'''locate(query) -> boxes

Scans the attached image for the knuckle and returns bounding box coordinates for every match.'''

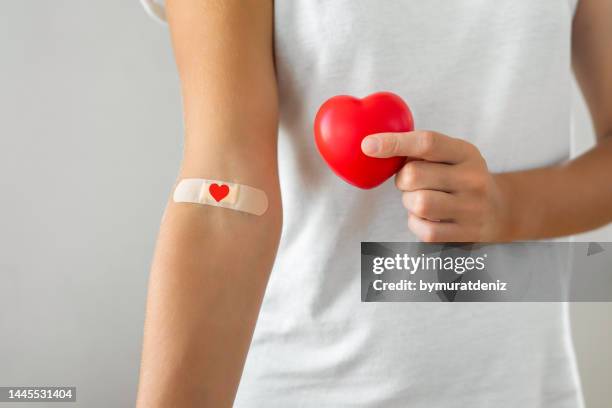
[383,134,400,155]
[394,172,402,189]
[413,191,430,216]
[463,169,488,192]
[469,147,489,171]
[421,226,439,243]
[396,162,419,189]
[466,142,481,157]
[474,148,488,166]
[407,215,414,231]
[473,176,489,195]
[419,131,436,155]
[406,162,421,184]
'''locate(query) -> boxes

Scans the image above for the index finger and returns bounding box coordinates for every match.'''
[361,130,477,164]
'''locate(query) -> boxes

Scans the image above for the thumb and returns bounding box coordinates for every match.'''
[361,132,406,158]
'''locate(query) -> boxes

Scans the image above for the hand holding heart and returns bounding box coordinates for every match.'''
[361,131,509,243]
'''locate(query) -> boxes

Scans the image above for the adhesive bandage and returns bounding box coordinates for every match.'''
[173,178,268,216]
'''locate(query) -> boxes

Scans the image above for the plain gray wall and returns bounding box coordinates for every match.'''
[0,1,610,407]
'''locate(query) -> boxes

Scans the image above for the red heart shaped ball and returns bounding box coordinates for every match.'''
[314,92,414,189]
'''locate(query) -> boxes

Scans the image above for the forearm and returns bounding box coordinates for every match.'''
[137,189,281,407]
[496,135,612,240]
[137,89,281,407]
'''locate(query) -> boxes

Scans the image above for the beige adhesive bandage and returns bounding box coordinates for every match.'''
[173,178,268,216]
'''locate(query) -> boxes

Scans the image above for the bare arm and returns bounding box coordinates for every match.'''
[496,0,612,240]
[136,1,280,407]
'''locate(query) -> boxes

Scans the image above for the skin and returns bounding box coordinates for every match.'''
[136,1,280,407]
[362,0,612,243]
[136,0,611,406]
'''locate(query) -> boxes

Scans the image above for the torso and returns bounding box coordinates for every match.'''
[236,1,583,406]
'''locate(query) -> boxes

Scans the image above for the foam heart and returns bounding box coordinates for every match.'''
[314,92,414,189]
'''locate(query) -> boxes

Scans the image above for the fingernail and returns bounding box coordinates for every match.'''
[361,137,380,155]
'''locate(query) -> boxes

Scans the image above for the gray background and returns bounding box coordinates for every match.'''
[0,1,609,407]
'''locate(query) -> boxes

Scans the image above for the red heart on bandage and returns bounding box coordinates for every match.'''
[209,183,229,202]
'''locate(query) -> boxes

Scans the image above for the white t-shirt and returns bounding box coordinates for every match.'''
[143,1,584,406]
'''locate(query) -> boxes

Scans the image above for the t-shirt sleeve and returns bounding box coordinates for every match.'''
[140,0,166,24]
[569,0,580,16]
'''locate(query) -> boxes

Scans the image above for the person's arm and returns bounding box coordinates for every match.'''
[495,0,612,240]
[136,1,280,407]
[360,0,612,242]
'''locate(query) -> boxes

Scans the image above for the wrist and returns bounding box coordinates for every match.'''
[491,173,522,242]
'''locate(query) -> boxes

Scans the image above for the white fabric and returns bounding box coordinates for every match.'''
[140,0,165,23]
[143,1,584,407]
